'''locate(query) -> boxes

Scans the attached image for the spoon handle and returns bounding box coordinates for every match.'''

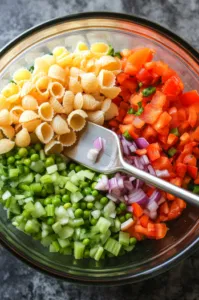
[119,156,199,207]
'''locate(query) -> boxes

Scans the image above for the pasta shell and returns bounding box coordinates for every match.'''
[53,46,69,57]
[100,86,121,99]
[101,98,112,112]
[32,71,47,84]
[104,102,119,120]
[63,91,74,114]
[80,73,99,94]
[1,83,20,103]
[44,140,63,155]
[0,109,12,126]
[0,139,15,154]
[91,92,105,102]
[19,110,39,123]
[35,122,54,144]
[97,55,122,71]
[70,67,84,78]
[0,125,15,139]
[56,53,74,68]
[67,109,87,131]
[51,115,70,135]
[13,68,32,83]
[0,95,11,110]
[74,92,83,110]
[38,103,54,121]
[58,130,77,147]
[48,81,65,99]
[98,70,115,88]
[15,123,23,133]
[30,132,40,144]
[22,95,38,110]
[82,94,99,111]
[75,42,89,52]
[48,64,66,83]
[22,119,41,132]
[49,97,65,114]
[35,76,50,101]
[68,77,82,94]
[15,128,31,147]
[20,81,34,97]
[90,43,109,56]
[40,54,56,66]
[33,57,49,75]
[87,110,104,126]
[10,106,24,124]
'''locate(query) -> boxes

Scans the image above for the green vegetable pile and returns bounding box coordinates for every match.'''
[0,144,136,260]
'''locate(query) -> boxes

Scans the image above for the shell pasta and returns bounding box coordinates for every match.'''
[0,41,123,154]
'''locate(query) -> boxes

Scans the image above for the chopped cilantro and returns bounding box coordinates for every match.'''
[29,65,34,73]
[123,130,132,141]
[142,86,156,97]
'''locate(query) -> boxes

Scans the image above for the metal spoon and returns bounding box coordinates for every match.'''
[64,122,199,207]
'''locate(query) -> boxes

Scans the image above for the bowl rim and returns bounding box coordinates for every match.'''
[0,11,199,285]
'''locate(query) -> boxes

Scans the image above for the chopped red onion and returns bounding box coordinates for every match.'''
[134,157,144,170]
[124,195,129,203]
[135,179,144,189]
[148,165,156,176]
[129,176,136,182]
[93,137,105,151]
[124,181,134,191]
[117,178,124,189]
[109,177,118,191]
[87,148,100,162]
[121,218,134,231]
[106,194,118,202]
[156,169,170,178]
[135,137,149,149]
[129,144,137,152]
[149,211,157,220]
[95,175,109,191]
[128,189,149,206]
[142,155,150,165]
[121,140,130,155]
[127,206,133,213]
[149,190,162,203]
[147,200,159,212]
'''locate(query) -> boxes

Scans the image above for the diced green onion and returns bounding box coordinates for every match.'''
[142,86,156,97]
[170,127,179,136]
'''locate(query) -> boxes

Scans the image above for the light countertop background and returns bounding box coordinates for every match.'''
[0,0,199,299]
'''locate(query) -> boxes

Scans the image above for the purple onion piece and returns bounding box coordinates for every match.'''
[135,137,149,149]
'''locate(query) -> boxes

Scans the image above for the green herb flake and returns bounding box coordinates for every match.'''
[168,147,177,157]
[123,131,132,141]
[170,127,179,137]
[107,45,114,56]
[114,52,122,59]
[29,66,34,73]
[127,108,135,114]
[142,86,156,97]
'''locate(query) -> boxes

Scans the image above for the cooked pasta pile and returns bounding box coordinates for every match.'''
[0,42,121,154]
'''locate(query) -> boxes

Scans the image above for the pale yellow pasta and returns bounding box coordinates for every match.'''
[104,102,119,121]
[33,57,49,75]
[63,91,74,114]
[0,131,3,140]
[69,67,84,78]
[38,102,54,121]
[90,42,109,56]
[35,122,54,144]
[20,81,34,97]
[82,94,99,111]
[101,98,112,112]
[49,97,65,114]
[15,123,23,133]
[75,42,89,52]
[48,64,66,83]
[22,95,38,110]
[22,119,41,132]
[73,92,83,110]
[44,140,63,154]
[0,109,12,126]
[15,128,31,147]
[98,70,115,88]
[19,110,39,123]
[30,132,40,144]
[13,68,32,83]
[40,54,56,66]
[0,139,15,154]
[0,95,11,110]
[53,46,69,57]
[91,92,105,102]
[48,81,65,99]
[56,53,74,68]
[32,71,46,84]
[100,86,121,99]
[67,109,87,131]
[97,56,121,71]
[10,106,24,124]
[0,125,15,139]
[68,77,82,94]
[1,83,20,103]
[51,115,70,135]
[80,73,99,94]
[35,76,51,101]
[87,110,104,126]
[58,130,77,147]
[82,58,100,74]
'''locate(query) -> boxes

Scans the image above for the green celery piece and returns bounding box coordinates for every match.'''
[40,174,53,184]
[94,246,104,261]
[100,229,111,245]
[74,241,85,259]
[46,204,55,217]
[19,173,34,184]
[119,231,130,246]
[96,217,111,234]
[30,161,45,173]
[58,238,70,248]
[71,192,83,203]
[65,181,78,193]
[104,238,121,256]
[32,202,46,218]
[25,219,40,234]
[58,226,74,239]
[123,245,135,252]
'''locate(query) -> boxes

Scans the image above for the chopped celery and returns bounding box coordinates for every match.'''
[47,164,58,174]
[59,226,74,239]
[46,204,55,217]
[24,202,35,213]
[104,238,121,256]
[96,217,111,234]
[123,245,135,252]
[40,150,45,161]
[2,191,12,201]
[40,174,53,184]
[57,162,66,171]
[30,161,45,173]
[72,218,84,227]
[104,201,116,217]
[25,219,40,234]
[41,234,56,247]
[32,202,46,218]
[81,170,95,180]
[9,168,19,178]
[74,241,85,259]
[119,231,130,246]
[58,238,70,248]
[71,192,83,203]
[19,173,34,184]
[90,246,99,258]
[65,181,78,193]
[94,246,104,261]
[100,229,111,245]
[35,174,41,183]
[50,241,60,252]
[52,222,62,234]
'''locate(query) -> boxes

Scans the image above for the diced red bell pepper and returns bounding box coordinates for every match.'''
[187,165,198,179]
[151,91,167,108]
[147,143,161,161]
[167,133,178,146]
[119,124,139,139]
[168,201,181,220]
[132,203,144,218]
[162,75,184,96]
[176,198,187,210]
[153,112,172,131]
[152,156,172,171]
[183,154,197,166]
[127,48,154,75]
[123,114,135,124]
[135,149,147,156]
[108,119,119,128]
[188,106,198,128]
[142,103,162,124]
[153,223,168,239]
[180,90,199,106]
[176,163,187,178]
[117,72,130,85]
[140,214,149,228]
[159,202,169,215]
[133,116,145,129]
[136,68,153,85]
[142,125,157,142]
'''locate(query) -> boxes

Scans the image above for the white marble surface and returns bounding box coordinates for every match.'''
[0,0,199,299]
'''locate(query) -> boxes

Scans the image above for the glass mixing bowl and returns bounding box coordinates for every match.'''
[0,12,199,285]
